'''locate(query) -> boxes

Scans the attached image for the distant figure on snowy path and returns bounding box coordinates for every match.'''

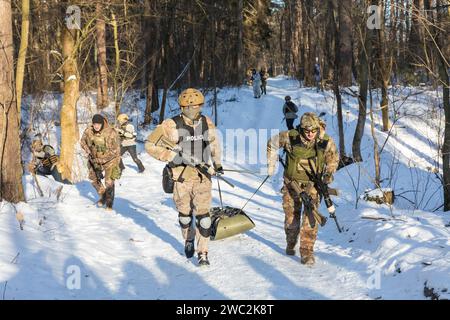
[313,58,321,92]
[116,113,145,173]
[260,67,268,95]
[251,69,261,98]
[282,96,298,130]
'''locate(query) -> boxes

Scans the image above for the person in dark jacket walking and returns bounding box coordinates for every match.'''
[282,96,299,130]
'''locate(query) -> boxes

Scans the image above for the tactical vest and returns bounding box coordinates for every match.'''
[92,133,107,156]
[172,115,210,166]
[285,129,329,183]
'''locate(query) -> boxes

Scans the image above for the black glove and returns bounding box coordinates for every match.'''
[214,164,224,175]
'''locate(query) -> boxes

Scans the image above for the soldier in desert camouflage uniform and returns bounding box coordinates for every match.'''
[145,88,223,266]
[80,114,121,210]
[267,112,339,265]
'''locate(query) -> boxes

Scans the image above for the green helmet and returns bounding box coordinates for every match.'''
[300,112,320,130]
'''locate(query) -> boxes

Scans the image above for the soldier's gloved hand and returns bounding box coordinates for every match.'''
[322,172,333,184]
[214,164,224,175]
[267,166,275,176]
[168,151,183,167]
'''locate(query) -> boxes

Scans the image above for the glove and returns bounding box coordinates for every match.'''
[49,155,59,165]
[168,151,183,168]
[322,172,333,184]
[214,164,224,175]
[267,166,275,176]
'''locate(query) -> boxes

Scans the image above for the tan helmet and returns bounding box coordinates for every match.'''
[32,139,43,152]
[117,113,129,124]
[178,88,205,107]
[300,112,320,131]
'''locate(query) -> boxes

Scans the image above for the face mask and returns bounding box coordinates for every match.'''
[182,106,202,120]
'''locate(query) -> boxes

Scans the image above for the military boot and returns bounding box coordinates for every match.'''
[184,239,195,258]
[104,185,115,210]
[286,243,296,256]
[198,252,210,266]
[96,193,106,207]
[300,255,315,265]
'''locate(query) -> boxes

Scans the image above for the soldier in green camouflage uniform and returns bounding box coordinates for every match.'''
[267,112,339,265]
[80,114,121,210]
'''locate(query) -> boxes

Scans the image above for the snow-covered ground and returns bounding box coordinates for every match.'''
[1,77,449,300]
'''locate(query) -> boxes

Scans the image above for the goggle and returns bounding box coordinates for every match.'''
[303,128,318,134]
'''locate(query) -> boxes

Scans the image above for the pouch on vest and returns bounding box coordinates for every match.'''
[162,165,174,194]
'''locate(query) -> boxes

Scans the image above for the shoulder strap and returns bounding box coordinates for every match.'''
[172,115,184,129]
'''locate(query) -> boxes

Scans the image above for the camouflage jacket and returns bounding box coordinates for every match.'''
[267,126,339,182]
[145,114,222,181]
[80,120,120,165]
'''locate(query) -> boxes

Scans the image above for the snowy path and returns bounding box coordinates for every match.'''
[1,78,449,299]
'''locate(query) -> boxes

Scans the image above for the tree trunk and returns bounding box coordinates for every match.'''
[59,26,79,183]
[236,0,243,84]
[376,1,391,132]
[96,3,108,109]
[435,0,450,210]
[330,0,346,158]
[352,20,370,162]
[15,0,30,119]
[143,0,159,125]
[0,0,25,203]
[339,0,352,86]
[111,12,120,118]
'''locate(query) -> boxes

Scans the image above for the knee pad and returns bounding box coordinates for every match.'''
[178,213,192,229]
[196,214,211,238]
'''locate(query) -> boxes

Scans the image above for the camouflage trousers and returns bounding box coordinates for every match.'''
[88,158,120,208]
[174,178,212,254]
[281,181,319,258]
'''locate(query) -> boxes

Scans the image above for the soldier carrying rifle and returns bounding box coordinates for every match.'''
[267,112,339,265]
[145,88,223,266]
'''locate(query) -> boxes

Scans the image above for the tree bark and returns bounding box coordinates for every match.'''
[59,26,79,183]
[96,2,108,109]
[0,0,25,203]
[339,0,353,86]
[353,18,370,162]
[435,0,450,210]
[15,0,30,119]
[236,0,244,84]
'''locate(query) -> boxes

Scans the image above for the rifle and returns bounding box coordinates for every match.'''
[289,179,328,228]
[88,156,104,181]
[303,159,342,233]
[155,134,235,189]
[278,153,327,227]
[31,172,44,197]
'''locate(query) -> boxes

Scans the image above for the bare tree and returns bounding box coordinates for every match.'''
[15,0,30,119]
[58,26,79,182]
[96,2,108,109]
[0,0,25,203]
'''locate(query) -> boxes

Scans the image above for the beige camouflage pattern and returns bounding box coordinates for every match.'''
[282,179,320,258]
[145,113,221,255]
[175,179,212,253]
[267,118,339,260]
[145,114,222,181]
[80,119,121,200]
